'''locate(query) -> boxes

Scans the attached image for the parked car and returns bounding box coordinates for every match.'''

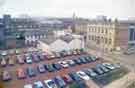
[37,64,46,73]
[73,59,82,65]
[76,71,90,80]
[33,55,40,62]
[93,67,104,75]
[8,59,14,66]
[68,72,82,82]
[72,50,78,55]
[1,59,7,67]
[24,84,32,88]
[83,69,97,78]
[79,57,87,64]
[17,68,26,79]
[45,64,55,72]
[97,64,109,73]
[84,56,92,62]
[17,55,25,64]
[62,74,73,83]
[52,63,62,70]
[34,81,44,88]
[2,71,12,81]
[44,79,58,88]
[54,76,66,88]
[53,52,61,58]
[102,63,115,70]
[27,67,36,77]
[58,61,69,68]
[66,60,76,66]
[25,55,32,64]
[90,56,97,61]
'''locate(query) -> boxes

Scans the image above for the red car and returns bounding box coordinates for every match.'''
[62,75,73,83]
[17,68,26,79]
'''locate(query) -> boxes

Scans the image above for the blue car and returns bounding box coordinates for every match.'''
[54,76,66,88]
[27,67,36,77]
[44,64,55,72]
[68,72,82,82]
[52,63,62,70]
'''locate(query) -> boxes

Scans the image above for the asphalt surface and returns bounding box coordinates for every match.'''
[1,54,105,88]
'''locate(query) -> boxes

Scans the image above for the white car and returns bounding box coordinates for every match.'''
[76,71,90,80]
[58,61,69,68]
[25,56,32,64]
[44,79,58,88]
[102,63,115,70]
[34,81,44,88]
[24,84,32,88]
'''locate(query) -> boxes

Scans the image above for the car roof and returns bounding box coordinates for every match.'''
[34,81,43,86]
[24,84,32,88]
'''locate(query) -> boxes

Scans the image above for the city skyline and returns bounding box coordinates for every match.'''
[0,0,135,19]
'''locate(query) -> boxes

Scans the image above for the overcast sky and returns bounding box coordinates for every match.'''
[0,0,135,18]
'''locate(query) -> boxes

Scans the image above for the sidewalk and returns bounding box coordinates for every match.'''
[104,72,135,88]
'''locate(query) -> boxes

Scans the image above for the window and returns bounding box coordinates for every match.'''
[129,28,134,41]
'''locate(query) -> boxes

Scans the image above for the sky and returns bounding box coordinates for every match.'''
[0,0,135,18]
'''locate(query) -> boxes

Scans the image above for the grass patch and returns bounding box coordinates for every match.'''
[126,81,135,88]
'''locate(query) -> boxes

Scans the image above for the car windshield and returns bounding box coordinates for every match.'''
[48,81,56,87]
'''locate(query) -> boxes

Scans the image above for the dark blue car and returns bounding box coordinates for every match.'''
[27,67,36,77]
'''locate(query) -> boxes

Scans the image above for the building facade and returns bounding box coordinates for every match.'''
[86,19,134,52]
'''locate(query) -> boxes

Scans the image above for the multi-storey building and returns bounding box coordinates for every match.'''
[86,18,135,52]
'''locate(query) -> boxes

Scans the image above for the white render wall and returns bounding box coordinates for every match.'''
[69,39,85,50]
[37,41,52,54]
[50,39,70,52]
[37,38,85,52]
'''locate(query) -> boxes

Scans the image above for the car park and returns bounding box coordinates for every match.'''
[45,64,55,72]
[58,61,69,68]
[37,64,46,73]
[17,55,25,64]
[44,79,58,88]
[66,60,76,66]
[27,67,36,77]
[62,74,73,83]
[1,59,7,67]
[2,71,12,81]
[83,69,97,78]
[54,76,66,88]
[68,72,82,82]
[34,81,45,88]
[76,71,90,80]
[17,68,26,79]
[24,84,33,88]
[52,63,62,70]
